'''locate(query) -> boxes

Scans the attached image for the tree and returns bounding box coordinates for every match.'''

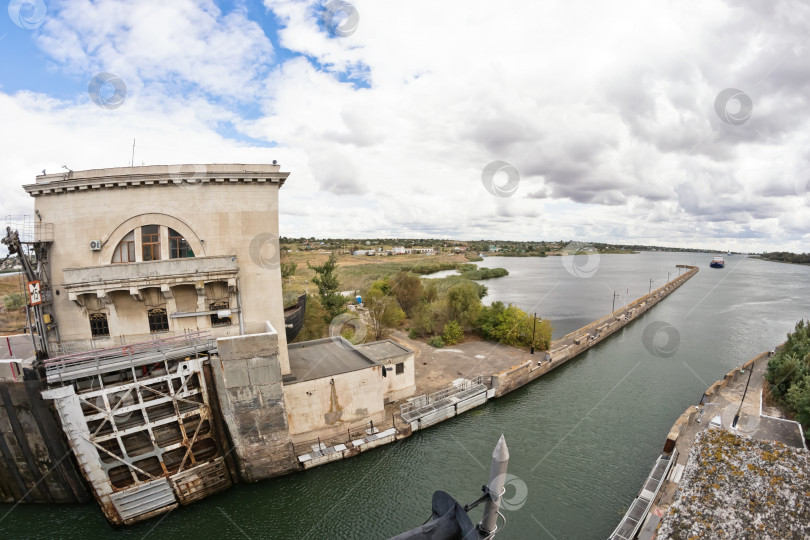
[787,375,810,426]
[308,252,346,323]
[281,261,297,280]
[422,281,438,304]
[365,280,405,340]
[446,281,482,331]
[389,271,423,316]
[410,302,434,337]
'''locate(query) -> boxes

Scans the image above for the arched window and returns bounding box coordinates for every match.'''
[169,228,194,259]
[111,226,195,264]
[112,232,135,264]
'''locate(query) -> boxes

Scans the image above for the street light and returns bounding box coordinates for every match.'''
[732,363,755,429]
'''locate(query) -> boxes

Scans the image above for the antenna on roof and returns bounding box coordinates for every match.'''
[131,138,136,167]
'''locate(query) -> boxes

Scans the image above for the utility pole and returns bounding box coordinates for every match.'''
[649,278,653,294]
[531,313,536,354]
[612,291,620,312]
[480,435,509,536]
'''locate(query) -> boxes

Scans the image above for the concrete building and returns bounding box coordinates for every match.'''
[284,338,416,443]
[356,340,416,403]
[24,164,291,373]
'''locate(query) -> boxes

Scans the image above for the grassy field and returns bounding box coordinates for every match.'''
[0,273,27,334]
[280,249,471,303]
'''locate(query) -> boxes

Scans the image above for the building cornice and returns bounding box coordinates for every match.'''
[24,164,289,197]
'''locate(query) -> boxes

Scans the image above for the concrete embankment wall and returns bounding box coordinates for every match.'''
[0,376,90,504]
[492,266,699,398]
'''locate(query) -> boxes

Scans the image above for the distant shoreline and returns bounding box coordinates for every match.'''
[751,255,810,266]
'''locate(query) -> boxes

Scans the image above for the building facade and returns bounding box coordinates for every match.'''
[24,164,291,373]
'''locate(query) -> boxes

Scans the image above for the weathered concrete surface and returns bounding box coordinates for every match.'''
[214,323,297,481]
[0,379,90,504]
[657,430,810,539]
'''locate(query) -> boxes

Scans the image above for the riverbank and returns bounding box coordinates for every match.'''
[612,347,808,539]
[295,265,699,470]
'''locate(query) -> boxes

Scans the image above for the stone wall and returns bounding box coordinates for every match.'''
[493,361,532,398]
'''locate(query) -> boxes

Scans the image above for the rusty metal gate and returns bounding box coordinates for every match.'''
[43,341,234,525]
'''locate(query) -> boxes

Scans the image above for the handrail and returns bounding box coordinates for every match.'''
[44,331,212,368]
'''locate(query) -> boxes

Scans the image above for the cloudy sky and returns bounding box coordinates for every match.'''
[1,0,809,252]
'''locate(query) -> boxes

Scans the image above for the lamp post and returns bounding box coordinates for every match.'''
[732,362,755,429]
[530,313,537,354]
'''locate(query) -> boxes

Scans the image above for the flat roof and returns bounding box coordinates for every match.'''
[287,337,378,384]
[355,340,413,363]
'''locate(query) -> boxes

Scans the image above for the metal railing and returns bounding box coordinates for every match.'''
[44,331,214,383]
[50,330,206,356]
[3,215,54,243]
[400,375,486,418]
[292,419,397,458]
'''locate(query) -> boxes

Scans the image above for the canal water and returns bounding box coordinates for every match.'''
[1,253,808,539]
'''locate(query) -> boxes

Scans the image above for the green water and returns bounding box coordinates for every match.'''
[1,253,808,539]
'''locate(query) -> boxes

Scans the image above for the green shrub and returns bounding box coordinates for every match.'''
[3,293,26,311]
[458,267,509,280]
[443,321,463,345]
[408,328,418,339]
[766,320,810,428]
[476,302,552,349]
[427,336,445,348]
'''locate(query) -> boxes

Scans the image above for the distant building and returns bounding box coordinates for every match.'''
[412,247,435,255]
[391,246,410,255]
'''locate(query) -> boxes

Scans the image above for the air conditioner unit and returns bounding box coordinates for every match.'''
[90,240,101,251]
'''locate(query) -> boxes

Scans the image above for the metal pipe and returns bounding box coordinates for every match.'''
[235,277,245,336]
